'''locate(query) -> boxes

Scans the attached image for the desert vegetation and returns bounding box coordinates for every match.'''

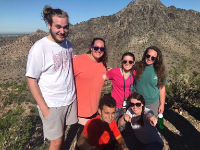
[0,0,200,149]
[0,81,45,149]
[166,60,200,108]
[0,63,199,149]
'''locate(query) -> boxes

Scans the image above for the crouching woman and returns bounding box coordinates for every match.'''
[118,92,164,150]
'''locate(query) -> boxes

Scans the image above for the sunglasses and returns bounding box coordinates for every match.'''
[122,60,133,64]
[130,102,142,107]
[92,46,106,52]
[146,54,156,61]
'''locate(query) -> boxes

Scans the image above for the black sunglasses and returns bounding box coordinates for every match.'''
[122,60,133,64]
[146,54,156,61]
[92,46,106,52]
[130,102,142,107]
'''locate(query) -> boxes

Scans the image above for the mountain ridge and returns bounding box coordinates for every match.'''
[0,0,200,83]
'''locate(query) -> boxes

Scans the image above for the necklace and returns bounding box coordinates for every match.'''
[122,68,132,99]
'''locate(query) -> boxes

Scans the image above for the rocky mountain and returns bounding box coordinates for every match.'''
[0,30,48,83]
[0,0,200,83]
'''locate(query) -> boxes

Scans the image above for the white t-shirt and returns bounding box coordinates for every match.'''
[26,37,76,107]
[126,107,163,144]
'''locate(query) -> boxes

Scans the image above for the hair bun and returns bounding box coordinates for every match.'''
[43,5,53,15]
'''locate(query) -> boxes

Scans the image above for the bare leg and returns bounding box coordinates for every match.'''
[49,136,63,150]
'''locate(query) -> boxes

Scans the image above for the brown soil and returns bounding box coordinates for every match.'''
[160,105,200,150]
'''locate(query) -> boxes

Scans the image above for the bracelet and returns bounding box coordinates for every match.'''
[148,113,153,115]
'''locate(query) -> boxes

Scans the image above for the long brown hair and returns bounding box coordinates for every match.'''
[134,46,166,88]
[128,92,145,126]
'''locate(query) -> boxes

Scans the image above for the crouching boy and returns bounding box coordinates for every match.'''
[77,95,128,150]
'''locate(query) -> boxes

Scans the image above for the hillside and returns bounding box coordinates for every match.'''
[0,0,200,83]
[0,0,200,149]
[0,30,48,83]
[68,0,200,74]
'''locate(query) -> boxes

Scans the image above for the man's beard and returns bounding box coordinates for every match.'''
[50,28,66,44]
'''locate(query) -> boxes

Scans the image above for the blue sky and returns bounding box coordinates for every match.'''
[0,0,199,34]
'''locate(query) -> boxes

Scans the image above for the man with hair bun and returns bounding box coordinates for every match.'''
[26,5,77,150]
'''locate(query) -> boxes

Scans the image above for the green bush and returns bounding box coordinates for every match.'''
[1,81,29,106]
[0,106,39,150]
[0,81,27,91]
[166,60,200,107]
[0,81,43,149]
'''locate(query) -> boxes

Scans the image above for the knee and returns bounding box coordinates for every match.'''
[50,138,63,149]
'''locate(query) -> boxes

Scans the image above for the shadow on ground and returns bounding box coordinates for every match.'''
[182,104,200,121]
[158,108,200,150]
[30,105,200,150]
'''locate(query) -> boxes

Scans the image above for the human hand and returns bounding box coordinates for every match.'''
[123,147,129,150]
[115,143,122,150]
[149,115,158,127]
[115,144,129,150]
[123,114,131,122]
[106,67,112,72]
[158,105,164,114]
[42,107,50,119]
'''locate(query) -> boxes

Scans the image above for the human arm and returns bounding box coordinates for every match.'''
[104,74,110,81]
[104,67,112,81]
[77,134,98,150]
[118,114,131,127]
[106,67,112,72]
[146,113,158,127]
[159,85,166,114]
[115,134,129,150]
[27,77,49,118]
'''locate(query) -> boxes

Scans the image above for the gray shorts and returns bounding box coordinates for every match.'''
[38,99,78,141]
[146,100,160,116]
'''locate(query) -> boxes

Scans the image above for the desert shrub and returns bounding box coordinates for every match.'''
[166,60,200,107]
[1,81,29,106]
[0,81,42,149]
[17,81,27,94]
[3,92,17,105]
[0,81,27,91]
[0,81,11,90]
[0,106,25,149]
[0,106,39,150]
[101,87,112,98]
[3,91,29,106]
